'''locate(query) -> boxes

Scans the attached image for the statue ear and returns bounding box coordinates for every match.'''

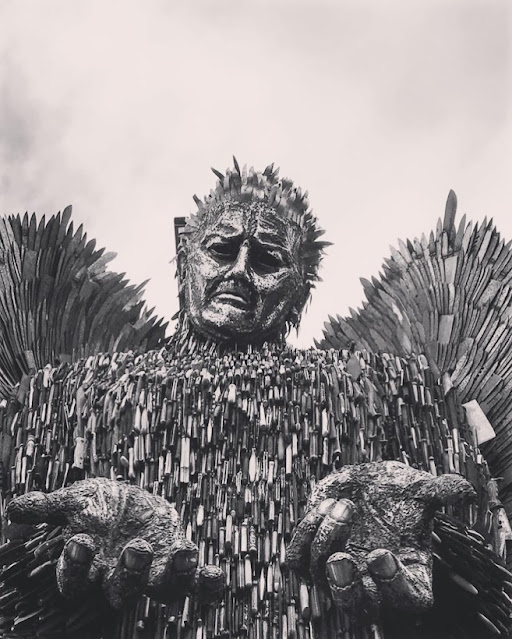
[288,285,311,328]
[420,474,476,506]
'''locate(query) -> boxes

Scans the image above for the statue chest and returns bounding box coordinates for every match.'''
[5,347,487,639]
[85,348,480,639]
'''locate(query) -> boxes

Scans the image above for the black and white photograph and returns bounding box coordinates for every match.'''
[0,1,510,637]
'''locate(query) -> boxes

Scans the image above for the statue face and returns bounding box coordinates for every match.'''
[184,202,305,343]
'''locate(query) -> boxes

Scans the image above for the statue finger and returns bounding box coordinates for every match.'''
[194,565,225,604]
[430,474,476,506]
[310,499,354,584]
[286,498,336,579]
[7,491,70,525]
[367,549,433,612]
[326,552,365,613]
[104,539,153,609]
[145,538,199,604]
[56,534,97,599]
[7,479,120,527]
[168,538,199,576]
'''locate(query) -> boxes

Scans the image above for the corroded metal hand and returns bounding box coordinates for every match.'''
[7,478,224,609]
[286,461,475,620]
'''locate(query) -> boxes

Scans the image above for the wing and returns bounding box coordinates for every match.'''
[0,523,109,638]
[0,209,167,399]
[319,191,512,522]
[378,513,512,639]
[430,512,512,639]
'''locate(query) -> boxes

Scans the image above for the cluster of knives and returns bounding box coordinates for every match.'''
[0,342,509,638]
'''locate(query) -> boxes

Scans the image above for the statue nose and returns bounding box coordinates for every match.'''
[229,242,251,278]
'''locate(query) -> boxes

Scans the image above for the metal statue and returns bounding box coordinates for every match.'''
[1,161,511,639]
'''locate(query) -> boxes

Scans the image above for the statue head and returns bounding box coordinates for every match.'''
[176,159,329,344]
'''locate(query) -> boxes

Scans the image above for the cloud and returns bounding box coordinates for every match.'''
[1,0,510,347]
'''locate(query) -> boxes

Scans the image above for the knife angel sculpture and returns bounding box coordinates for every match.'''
[0,178,510,639]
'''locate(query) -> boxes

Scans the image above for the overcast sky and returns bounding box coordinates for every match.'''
[1,0,510,347]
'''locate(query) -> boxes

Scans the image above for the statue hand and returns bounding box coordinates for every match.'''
[7,478,224,609]
[286,461,475,619]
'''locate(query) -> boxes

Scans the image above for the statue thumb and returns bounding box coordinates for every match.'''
[422,473,476,506]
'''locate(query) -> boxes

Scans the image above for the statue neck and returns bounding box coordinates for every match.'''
[167,312,288,358]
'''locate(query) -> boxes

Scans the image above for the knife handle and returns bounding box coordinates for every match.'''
[73,436,85,469]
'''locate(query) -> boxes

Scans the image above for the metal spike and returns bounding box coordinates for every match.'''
[211,168,224,181]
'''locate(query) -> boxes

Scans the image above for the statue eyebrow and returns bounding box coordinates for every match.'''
[254,232,288,250]
[203,226,242,241]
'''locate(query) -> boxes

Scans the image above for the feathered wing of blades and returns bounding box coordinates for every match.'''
[318,191,512,516]
[428,512,512,639]
[0,209,167,399]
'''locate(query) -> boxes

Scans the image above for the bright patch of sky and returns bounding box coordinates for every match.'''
[1,0,510,346]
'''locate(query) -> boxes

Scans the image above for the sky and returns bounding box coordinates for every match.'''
[1,0,510,347]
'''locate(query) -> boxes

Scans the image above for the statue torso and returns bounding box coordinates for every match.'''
[2,343,497,638]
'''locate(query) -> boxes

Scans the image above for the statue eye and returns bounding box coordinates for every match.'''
[207,241,238,261]
[252,246,286,273]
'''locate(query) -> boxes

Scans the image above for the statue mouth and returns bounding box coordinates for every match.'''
[211,290,252,309]
[209,281,255,310]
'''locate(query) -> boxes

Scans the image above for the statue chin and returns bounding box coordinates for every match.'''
[187,303,282,345]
